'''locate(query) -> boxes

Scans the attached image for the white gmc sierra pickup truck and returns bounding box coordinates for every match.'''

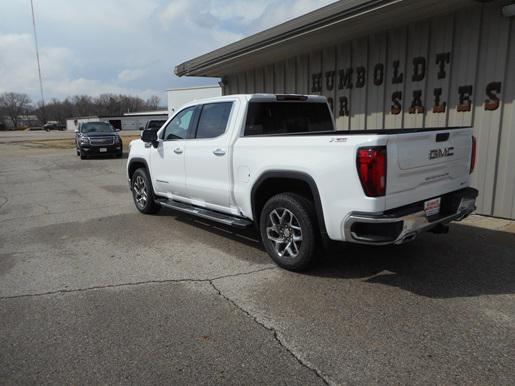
[127,94,478,271]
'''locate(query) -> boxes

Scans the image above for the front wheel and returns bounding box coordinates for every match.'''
[259,193,318,271]
[131,168,160,214]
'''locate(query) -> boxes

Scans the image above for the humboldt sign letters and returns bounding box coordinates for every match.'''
[310,52,502,117]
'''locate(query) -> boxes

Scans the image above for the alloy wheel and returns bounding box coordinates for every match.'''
[133,176,148,209]
[266,208,303,258]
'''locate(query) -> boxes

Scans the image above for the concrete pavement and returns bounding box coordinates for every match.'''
[0,142,514,384]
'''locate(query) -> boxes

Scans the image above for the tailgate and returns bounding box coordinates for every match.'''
[386,128,472,209]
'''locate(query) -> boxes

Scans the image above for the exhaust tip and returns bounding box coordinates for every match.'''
[400,233,417,244]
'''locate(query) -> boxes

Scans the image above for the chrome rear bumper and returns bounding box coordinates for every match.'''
[343,190,477,245]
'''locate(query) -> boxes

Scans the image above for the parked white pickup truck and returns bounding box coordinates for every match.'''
[127,94,477,271]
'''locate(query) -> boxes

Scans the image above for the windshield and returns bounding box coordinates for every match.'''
[81,122,114,133]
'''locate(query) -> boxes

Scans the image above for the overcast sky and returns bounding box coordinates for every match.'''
[0,0,337,104]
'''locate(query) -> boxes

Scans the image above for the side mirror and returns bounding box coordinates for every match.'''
[74,129,79,133]
[141,129,158,146]
[139,127,144,131]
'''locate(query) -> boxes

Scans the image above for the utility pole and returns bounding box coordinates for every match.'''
[30,0,46,124]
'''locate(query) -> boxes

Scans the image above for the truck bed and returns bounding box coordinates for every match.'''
[244,126,469,137]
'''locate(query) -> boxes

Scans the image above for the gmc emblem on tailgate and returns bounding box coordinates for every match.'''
[429,147,454,160]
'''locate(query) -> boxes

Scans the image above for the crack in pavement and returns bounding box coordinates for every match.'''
[208,278,332,385]
[0,264,332,384]
[0,266,278,300]
[0,196,8,210]
[34,203,50,214]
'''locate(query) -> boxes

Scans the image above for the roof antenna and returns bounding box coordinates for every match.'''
[30,0,46,122]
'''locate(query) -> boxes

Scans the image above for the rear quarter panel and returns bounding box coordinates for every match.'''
[232,134,387,240]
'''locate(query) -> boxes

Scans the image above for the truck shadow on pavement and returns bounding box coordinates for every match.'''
[169,211,515,299]
[311,223,515,298]
[163,209,266,251]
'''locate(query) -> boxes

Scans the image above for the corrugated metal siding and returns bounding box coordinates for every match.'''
[336,42,352,130]
[473,2,511,217]
[286,58,296,94]
[367,32,387,130]
[223,0,515,219]
[246,71,255,93]
[274,62,286,94]
[494,15,515,218]
[255,68,265,93]
[384,27,407,130]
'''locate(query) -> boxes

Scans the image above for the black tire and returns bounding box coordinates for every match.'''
[79,148,87,159]
[131,168,160,214]
[259,193,318,271]
[76,148,80,156]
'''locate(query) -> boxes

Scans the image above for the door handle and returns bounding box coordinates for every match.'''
[213,148,226,156]
[173,147,183,154]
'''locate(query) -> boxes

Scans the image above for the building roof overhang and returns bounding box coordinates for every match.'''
[174,0,477,78]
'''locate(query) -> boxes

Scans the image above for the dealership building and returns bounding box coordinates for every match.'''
[175,0,515,220]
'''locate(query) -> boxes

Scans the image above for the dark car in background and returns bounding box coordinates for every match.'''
[43,122,66,131]
[75,122,123,159]
[143,119,167,131]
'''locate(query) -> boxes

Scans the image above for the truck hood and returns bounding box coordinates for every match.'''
[82,132,119,137]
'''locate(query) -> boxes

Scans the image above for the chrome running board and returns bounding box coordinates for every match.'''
[155,198,252,228]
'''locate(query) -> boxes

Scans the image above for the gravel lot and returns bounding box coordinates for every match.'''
[0,135,514,385]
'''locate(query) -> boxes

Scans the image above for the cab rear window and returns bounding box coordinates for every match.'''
[244,102,334,136]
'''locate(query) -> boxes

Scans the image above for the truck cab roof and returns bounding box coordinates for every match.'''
[179,94,328,110]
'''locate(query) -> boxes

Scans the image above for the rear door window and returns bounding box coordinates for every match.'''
[195,102,233,139]
[244,102,334,136]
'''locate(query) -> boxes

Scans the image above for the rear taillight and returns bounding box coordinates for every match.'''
[357,146,387,197]
[470,135,476,174]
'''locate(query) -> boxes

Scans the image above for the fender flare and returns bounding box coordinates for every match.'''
[127,158,158,196]
[250,170,327,236]
[127,157,150,179]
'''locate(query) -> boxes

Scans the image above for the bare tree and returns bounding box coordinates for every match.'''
[36,98,70,123]
[71,95,95,117]
[0,92,32,128]
[146,95,161,110]
[27,92,162,123]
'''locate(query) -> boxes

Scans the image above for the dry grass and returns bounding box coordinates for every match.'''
[22,136,140,151]
[23,139,75,149]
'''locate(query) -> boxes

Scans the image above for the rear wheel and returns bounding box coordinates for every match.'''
[259,193,318,271]
[131,168,160,214]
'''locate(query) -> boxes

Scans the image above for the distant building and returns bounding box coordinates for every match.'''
[167,85,221,116]
[65,116,99,132]
[17,115,40,127]
[0,116,10,130]
[1,115,40,129]
[65,110,168,131]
